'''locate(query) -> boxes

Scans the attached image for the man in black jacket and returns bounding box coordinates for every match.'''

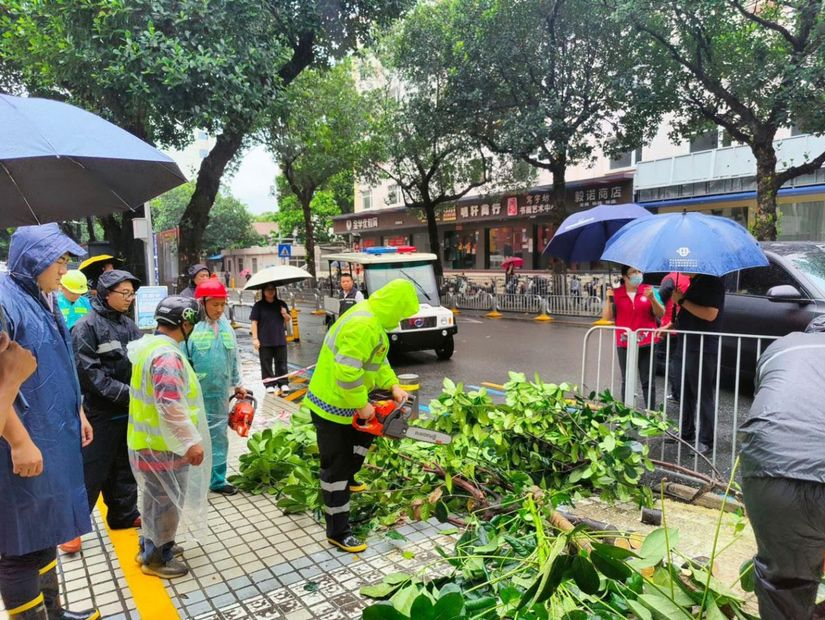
[60,270,143,554]
[180,264,211,298]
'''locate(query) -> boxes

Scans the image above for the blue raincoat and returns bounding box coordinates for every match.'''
[184,316,241,489]
[0,224,91,556]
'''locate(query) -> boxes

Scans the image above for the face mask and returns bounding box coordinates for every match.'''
[628,274,643,286]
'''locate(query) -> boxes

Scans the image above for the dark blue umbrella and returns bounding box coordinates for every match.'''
[0,93,186,227]
[543,202,653,262]
[601,211,768,276]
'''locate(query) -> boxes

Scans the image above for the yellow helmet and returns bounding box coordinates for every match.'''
[61,270,89,295]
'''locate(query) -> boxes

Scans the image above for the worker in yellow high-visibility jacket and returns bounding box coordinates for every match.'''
[303,279,419,553]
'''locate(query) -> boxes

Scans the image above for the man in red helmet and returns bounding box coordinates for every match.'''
[186,276,247,495]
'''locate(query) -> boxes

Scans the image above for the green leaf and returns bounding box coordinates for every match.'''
[391,585,421,616]
[739,559,755,593]
[626,599,653,620]
[386,530,408,541]
[569,556,600,595]
[362,603,410,620]
[384,572,412,585]
[637,592,689,619]
[361,582,403,599]
[433,591,466,620]
[410,594,435,620]
[591,541,639,560]
[630,528,679,569]
[591,549,632,581]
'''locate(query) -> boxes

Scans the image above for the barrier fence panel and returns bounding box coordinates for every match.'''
[454,292,494,311]
[581,325,777,479]
[545,295,603,317]
[495,293,543,313]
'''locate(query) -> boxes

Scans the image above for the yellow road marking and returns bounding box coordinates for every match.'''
[480,382,506,390]
[96,498,181,619]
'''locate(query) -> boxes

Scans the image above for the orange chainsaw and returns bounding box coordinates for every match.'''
[352,393,452,445]
[228,394,257,438]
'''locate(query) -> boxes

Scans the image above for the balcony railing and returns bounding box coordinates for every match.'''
[635,133,825,190]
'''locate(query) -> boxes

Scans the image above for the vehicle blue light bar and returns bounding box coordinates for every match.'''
[364,246,399,254]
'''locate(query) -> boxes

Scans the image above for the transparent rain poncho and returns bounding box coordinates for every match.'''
[183,315,242,487]
[126,334,212,547]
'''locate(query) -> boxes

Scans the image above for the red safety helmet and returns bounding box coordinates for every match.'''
[194,274,228,300]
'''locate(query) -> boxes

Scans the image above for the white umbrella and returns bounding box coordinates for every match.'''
[243,265,313,290]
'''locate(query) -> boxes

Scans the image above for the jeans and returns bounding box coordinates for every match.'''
[0,547,55,612]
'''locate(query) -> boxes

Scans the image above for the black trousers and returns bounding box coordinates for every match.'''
[311,413,374,539]
[83,415,139,529]
[742,477,825,620]
[616,345,656,409]
[0,547,55,614]
[681,338,718,445]
[260,345,288,388]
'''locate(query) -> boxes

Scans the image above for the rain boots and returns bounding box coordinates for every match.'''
[39,559,100,620]
[7,594,48,620]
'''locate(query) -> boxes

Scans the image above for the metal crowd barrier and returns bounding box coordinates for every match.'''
[544,295,602,317]
[453,292,495,311]
[579,325,777,478]
[494,293,543,313]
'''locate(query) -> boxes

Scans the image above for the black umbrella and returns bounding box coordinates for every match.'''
[0,93,186,227]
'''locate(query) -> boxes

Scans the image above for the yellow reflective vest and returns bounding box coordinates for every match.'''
[304,279,419,424]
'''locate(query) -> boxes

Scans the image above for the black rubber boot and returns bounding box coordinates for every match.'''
[8,595,48,619]
[39,561,100,620]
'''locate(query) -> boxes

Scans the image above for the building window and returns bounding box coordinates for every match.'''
[387,184,400,206]
[486,226,528,269]
[238,258,244,273]
[252,258,258,273]
[609,148,642,169]
[791,125,805,137]
[226,259,232,273]
[362,189,372,210]
[689,130,719,153]
[443,231,478,269]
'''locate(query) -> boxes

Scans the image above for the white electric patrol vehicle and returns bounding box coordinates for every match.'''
[323,247,457,359]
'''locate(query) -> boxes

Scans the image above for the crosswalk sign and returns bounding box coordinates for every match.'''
[278,244,292,259]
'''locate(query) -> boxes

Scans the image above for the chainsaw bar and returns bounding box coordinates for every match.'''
[398,425,452,445]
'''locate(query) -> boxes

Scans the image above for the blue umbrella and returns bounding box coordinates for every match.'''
[601,211,768,276]
[0,93,186,227]
[543,202,653,262]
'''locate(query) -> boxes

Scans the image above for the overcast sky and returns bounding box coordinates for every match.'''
[226,145,279,215]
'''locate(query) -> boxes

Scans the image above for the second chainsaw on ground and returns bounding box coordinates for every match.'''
[352,392,451,445]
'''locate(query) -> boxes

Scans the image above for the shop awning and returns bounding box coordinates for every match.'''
[640,183,825,210]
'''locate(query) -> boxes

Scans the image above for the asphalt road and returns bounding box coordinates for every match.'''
[235,309,750,479]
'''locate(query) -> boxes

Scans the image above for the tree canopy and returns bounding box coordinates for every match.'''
[150,182,263,256]
[620,0,825,239]
[264,61,370,276]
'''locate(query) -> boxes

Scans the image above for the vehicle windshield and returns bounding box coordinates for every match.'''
[364,261,440,306]
[787,247,825,298]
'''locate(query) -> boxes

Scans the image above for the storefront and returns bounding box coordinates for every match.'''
[639,183,825,242]
[333,176,633,271]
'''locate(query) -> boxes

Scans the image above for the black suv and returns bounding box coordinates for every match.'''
[719,241,825,383]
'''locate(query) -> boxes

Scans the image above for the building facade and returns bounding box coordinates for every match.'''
[339,120,825,273]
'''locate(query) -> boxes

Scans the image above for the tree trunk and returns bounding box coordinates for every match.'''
[99,209,148,283]
[85,217,97,242]
[300,196,317,278]
[176,120,248,290]
[752,145,780,241]
[423,203,444,279]
[549,156,568,225]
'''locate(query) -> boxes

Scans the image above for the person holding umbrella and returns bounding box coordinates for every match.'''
[78,255,123,293]
[600,265,664,408]
[179,264,211,299]
[186,276,247,496]
[0,224,98,620]
[250,284,291,395]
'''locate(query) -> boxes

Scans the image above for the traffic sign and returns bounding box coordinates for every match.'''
[278,244,292,259]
